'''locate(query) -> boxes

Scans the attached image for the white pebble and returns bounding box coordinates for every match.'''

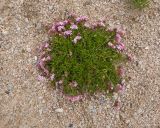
[34,56,38,61]
[145,46,149,50]
[55,108,63,113]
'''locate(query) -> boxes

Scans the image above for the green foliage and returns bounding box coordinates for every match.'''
[47,24,125,96]
[132,0,149,9]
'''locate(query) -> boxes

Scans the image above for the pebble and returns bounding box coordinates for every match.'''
[34,56,38,61]
[39,109,43,115]
[68,123,73,128]
[26,47,31,53]
[42,100,45,103]
[2,29,8,35]
[35,22,42,31]
[39,96,43,100]
[48,5,55,11]
[145,46,149,50]
[55,108,64,113]
[89,105,96,113]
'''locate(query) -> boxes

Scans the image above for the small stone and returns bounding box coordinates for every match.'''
[136,61,139,66]
[39,109,43,115]
[42,100,45,103]
[7,84,13,92]
[145,46,149,50]
[113,93,118,99]
[2,29,8,35]
[25,18,29,23]
[17,26,20,31]
[126,119,130,124]
[22,49,25,53]
[5,90,10,94]
[99,96,106,104]
[68,123,73,128]
[26,47,31,52]
[48,5,55,11]
[55,108,63,113]
[34,56,38,61]
[106,104,111,109]
[39,96,43,100]
[137,108,142,114]
[89,106,96,113]
[83,1,92,6]
[36,23,42,30]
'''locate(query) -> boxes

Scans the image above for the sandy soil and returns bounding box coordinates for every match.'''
[0,0,160,128]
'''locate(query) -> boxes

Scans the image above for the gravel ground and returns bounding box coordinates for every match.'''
[0,0,160,128]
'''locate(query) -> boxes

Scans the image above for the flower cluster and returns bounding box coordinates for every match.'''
[37,14,131,103]
[108,28,126,51]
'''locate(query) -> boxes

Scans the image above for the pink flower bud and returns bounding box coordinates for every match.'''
[64,30,72,36]
[73,35,82,44]
[66,95,83,102]
[57,25,65,32]
[76,16,88,23]
[84,22,91,28]
[116,43,125,51]
[115,33,122,43]
[37,75,45,81]
[115,84,125,94]
[70,24,78,30]
[117,29,125,36]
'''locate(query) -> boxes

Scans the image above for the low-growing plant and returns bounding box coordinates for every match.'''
[132,0,149,9]
[37,14,130,102]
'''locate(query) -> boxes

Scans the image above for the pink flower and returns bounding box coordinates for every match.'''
[70,24,78,30]
[115,33,122,43]
[68,13,77,18]
[117,29,125,36]
[76,16,88,23]
[41,56,51,62]
[46,56,51,61]
[92,20,105,28]
[116,43,125,51]
[64,30,72,36]
[73,35,82,44]
[84,22,91,28]
[57,25,65,32]
[56,21,64,26]
[39,42,49,52]
[98,22,105,27]
[115,84,125,94]
[92,23,97,28]
[50,25,56,32]
[66,95,83,102]
[37,75,45,81]
[97,19,106,27]
[63,20,69,26]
